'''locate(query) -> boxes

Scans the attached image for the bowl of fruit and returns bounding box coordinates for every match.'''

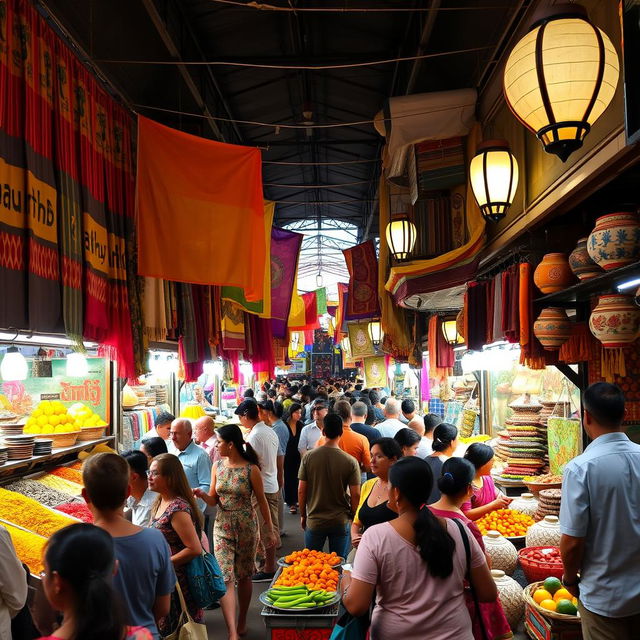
[476,509,535,542]
[518,546,563,582]
[525,578,580,621]
[278,549,344,568]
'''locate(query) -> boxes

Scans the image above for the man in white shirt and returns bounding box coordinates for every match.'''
[298,401,328,457]
[122,450,156,527]
[235,400,280,582]
[144,411,174,442]
[376,398,405,438]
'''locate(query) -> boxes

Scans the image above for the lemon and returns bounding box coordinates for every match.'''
[42,425,54,434]
[43,405,54,416]
[55,425,67,433]
[37,415,48,427]
[533,589,552,604]
[539,599,557,612]
[553,588,573,603]
[49,415,60,426]
[32,409,43,418]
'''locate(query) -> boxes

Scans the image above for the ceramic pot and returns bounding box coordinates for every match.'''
[483,530,518,576]
[533,307,572,350]
[510,492,539,518]
[526,515,561,547]
[491,569,524,631]
[533,253,575,294]
[589,294,640,348]
[587,212,640,271]
[569,236,602,280]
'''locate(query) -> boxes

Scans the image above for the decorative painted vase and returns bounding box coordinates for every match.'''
[510,492,539,518]
[589,294,640,348]
[483,530,518,576]
[533,253,575,294]
[526,515,561,548]
[533,307,572,350]
[491,569,524,631]
[569,236,602,280]
[587,212,640,271]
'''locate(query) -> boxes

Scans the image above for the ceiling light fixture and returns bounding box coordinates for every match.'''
[66,352,89,377]
[385,214,417,260]
[0,330,28,381]
[441,319,464,346]
[368,320,383,346]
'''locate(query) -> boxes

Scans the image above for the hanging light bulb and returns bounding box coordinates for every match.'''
[385,214,417,260]
[316,273,323,288]
[469,140,519,223]
[503,4,619,162]
[66,352,89,377]
[441,319,463,346]
[0,345,28,381]
[368,320,383,345]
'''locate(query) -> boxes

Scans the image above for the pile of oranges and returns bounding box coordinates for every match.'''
[275,549,340,592]
[477,509,534,537]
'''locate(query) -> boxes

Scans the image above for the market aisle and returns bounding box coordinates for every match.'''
[204,509,529,639]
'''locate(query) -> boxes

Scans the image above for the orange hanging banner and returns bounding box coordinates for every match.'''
[135,115,266,301]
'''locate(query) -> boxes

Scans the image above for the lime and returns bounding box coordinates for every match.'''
[543,577,562,595]
[556,599,578,616]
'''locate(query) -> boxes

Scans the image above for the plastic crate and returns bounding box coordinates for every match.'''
[261,603,338,640]
[524,601,582,640]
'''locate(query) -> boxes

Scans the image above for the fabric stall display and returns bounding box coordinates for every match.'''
[244,315,275,382]
[315,288,328,316]
[333,283,349,346]
[178,285,213,383]
[343,241,380,320]
[121,404,171,451]
[518,262,551,370]
[465,281,488,351]
[428,398,445,418]
[428,315,453,382]
[413,194,456,258]
[143,277,169,342]
[443,400,463,425]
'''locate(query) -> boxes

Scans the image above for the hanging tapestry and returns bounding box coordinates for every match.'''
[288,269,306,330]
[364,355,387,388]
[294,291,320,331]
[343,240,380,320]
[347,322,375,358]
[143,277,168,342]
[221,300,246,350]
[271,227,303,338]
[315,287,327,315]
[415,137,466,192]
[136,115,266,301]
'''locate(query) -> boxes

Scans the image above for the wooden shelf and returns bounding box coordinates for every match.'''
[534,261,640,305]
[0,436,115,474]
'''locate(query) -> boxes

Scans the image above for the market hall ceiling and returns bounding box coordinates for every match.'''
[40,0,529,238]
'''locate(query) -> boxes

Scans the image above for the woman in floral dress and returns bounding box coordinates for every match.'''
[194,424,275,640]
[149,454,204,636]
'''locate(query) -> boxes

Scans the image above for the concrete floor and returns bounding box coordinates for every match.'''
[204,509,529,640]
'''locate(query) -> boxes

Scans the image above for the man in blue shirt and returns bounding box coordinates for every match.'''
[560,382,640,640]
[168,418,212,511]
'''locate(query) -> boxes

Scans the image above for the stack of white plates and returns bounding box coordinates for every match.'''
[3,435,35,460]
[0,446,8,465]
[33,439,53,456]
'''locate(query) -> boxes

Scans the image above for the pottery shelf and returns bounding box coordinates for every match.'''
[534,261,640,305]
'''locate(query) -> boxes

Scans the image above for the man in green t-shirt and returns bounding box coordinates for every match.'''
[298,413,361,558]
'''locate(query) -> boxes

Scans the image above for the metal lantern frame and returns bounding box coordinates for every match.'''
[503,4,617,162]
[441,318,462,346]
[385,214,417,261]
[368,320,383,345]
[470,139,518,223]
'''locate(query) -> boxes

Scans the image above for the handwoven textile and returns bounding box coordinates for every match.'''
[343,241,380,320]
[221,300,246,350]
[270,227,303,338]
[364,356,387,387]
[143,277,168,342]
[315,287,328,316]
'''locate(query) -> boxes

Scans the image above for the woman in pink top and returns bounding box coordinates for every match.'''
[342,457,497,640]
[462,444,511,521]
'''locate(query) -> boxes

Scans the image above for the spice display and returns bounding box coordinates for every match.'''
[5,479,71,509]
[69,461,83,470]
[50,466,84,485]
[55,502,93,523]
[36,474,83,497]
[0,487,74,537]
[477,509,535,538]
[3,522,46,575]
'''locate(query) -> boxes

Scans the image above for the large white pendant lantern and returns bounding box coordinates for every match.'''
[385,214,417,261]
[66,352,89,377]
[469,140,519,223]
[503,4,619,162]
[1,346,28,381]
[368,320,383,345]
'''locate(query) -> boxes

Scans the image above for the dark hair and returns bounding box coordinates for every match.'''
[432,423,458,452]
[257,398,275,413]
[121,450,148,478]
[583,382,625,429]
[323,413,343,439]
[369,390,380,404]
[333,400,352,421]
[272,401,284,419]
[217,424,261,468]
[45,524,127,640]
[355,384,363,391]
[464,443,494,470]
[284,402,303,423]
[140,436,168,458]
[155,411,175,427]
[371,437,402,460]
[401,399,415,415]
[235,400,259,420]
[423,413,443,435]
[244,388,255,398]
[389,457,455,577]
[438,457,475,496]
[365,405,376,425]
[83,453,129,511]
[351,401,368,418]
[393,427,421,450]
[267,389,276,399]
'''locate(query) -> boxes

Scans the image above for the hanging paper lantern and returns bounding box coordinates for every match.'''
[441,318,464,346]
[469,140,519,222]
[503,4,619,162]
[385,214,417,260]
[368,320,383,345]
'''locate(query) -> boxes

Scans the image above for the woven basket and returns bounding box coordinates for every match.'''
[35,431,80,448]
[77,426,107,441]
[523,582,581,623]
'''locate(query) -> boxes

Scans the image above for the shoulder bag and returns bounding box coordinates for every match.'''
[185,548,226,608]
[162,583,208,640]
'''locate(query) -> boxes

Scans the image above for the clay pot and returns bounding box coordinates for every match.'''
[589,294,640,348]
[491,570,524,631]
[587,212,640,271]
[533,307,572,350]
[569,236,602,280]
[510,492,539,518]
[526,515,561,548]
[483,531,518,576]
[533,253,575,294]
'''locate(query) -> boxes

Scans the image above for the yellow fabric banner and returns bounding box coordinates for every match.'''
[348,322,375,358]
[364,355,387,388]
[288,270,306,329]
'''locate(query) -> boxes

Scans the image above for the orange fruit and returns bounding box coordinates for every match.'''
[533,589,552,604]
[553,588,573,603]
[540,599,557,612]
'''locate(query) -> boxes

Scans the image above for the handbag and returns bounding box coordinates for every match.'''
[162,583,208,640]
[329,610,369,640]
[185,549,226,608]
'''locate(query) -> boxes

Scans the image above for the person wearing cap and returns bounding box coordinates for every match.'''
[145,411,174,441]
[298,401,328,457]
[235,400,280,582]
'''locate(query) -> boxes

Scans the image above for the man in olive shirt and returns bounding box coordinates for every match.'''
[298,413,361,558]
